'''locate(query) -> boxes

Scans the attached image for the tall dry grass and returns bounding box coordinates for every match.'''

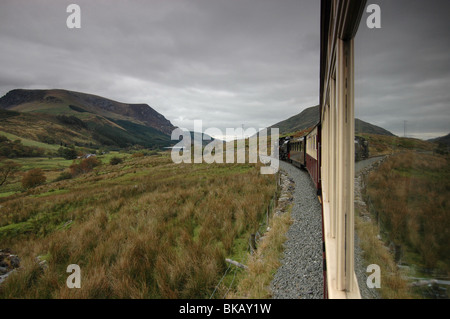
[366,151,450,274]
[0,154,277,298]
[229,205,293,299]
[355,214,415,299]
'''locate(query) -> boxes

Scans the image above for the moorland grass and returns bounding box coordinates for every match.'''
[0,153,277,298]
[358,150,450,298]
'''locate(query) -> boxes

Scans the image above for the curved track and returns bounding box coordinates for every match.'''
[270,161,324,299]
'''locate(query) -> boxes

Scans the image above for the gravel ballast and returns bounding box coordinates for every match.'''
[270,161,324,299]
[270,157,385,299]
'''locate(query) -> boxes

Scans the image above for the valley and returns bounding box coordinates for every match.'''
[0,151,277,298]
[0,88,448,299]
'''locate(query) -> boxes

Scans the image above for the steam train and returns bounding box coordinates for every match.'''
[279,124,321,191]
[275,0,368,299]
[279,124,369,193]
[354,135,369,161]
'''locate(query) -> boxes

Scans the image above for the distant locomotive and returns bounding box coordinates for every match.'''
[354,136,369,161]
[279,127,369,191]
[279,136,291,161]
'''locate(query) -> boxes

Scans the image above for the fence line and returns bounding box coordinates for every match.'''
[222,267,238,299]
[209,263,231,299]
[210,171,281,299]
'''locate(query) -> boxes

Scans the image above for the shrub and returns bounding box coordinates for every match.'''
[109,156,123,165]
[70,157,101,176]
[54,171,72,182]
[57,147,78,160]
[22,168,46,189]
[131,152,144,158]
[147,150,159,156]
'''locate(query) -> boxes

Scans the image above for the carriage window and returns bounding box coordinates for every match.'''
[354,0,449,299]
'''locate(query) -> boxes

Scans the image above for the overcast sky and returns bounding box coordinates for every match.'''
[0,0,448,140]
[355,0,450,139]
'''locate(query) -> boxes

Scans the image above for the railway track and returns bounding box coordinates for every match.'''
[270,161,323,299]
[270,156,387,299]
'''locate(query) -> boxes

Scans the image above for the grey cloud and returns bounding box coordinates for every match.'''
[355,0,450,138]
[0,0,448,139]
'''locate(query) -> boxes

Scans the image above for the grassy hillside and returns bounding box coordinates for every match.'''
[355,119,395,136]
[428,133,450,150]
[0,89,175,150]
[270,105,320,135]
[358,133,436,157]
[0,131,60,152]
[0,153,277,298]
[0,105,171,150]
[0,89,175,133]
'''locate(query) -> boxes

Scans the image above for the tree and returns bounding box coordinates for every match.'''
[0,159,21,187]
[22,168,46,189]
[57,147,78,160]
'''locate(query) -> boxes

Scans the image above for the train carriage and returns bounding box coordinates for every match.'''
[278,123,322,192]
[277,0,366,299]
[305,125,321,191]
[289,136,305,169]
[319,0,366,298]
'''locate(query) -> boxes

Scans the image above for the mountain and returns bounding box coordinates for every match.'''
[271,105,395,136]
[0,89,176,149]
[354,118,395,136]
[0,89,175,134]
[428,133,450,146]
[270,105,320,135]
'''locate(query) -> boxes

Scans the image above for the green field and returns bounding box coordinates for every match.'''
[0,131,60,152]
